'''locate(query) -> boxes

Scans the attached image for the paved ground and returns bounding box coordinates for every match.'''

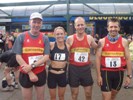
[0,54,133,100]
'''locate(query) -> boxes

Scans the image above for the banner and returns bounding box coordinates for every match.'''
[89,16,133,20]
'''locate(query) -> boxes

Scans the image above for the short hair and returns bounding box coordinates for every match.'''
[74,17,85,25]
[107,18,121,27]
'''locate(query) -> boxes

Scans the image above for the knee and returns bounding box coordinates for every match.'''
[4,68,10,74]
[111,90,118,100]
[72,90,78,95]
[111,93,117,100]
[50,93,56,100]
[85,91,92,98]
[71,90,78,99]
[50,96,56,100]
[58,94,64,100]
[85,90,92,98]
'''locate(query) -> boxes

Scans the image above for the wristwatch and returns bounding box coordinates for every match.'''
[127,75,132,79]
[31,63,36,69]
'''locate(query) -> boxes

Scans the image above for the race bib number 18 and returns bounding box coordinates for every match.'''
[105,57,121,68]
[74,52,88,62]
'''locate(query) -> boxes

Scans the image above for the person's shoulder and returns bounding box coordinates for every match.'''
[67,34,74,39]
[50,42,55,45]
[66,34,74,43]
[42,34,48,38]
[122,37,128,43]
[121,37,129,47]
[50,42,55,50]
[87,34,93,38]
[99,37,105,41]
[42,34,49,42]
[66,34,74,46]
[17,32,25,37]
[98,37,105,45]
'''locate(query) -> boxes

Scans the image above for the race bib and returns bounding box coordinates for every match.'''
[74,52,88,62]
[105,57,121,68]
[28,55,44,66]
[54,53,65,61]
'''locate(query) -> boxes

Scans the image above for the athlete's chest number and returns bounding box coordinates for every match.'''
[54,53,65,61]
[105,57,121,68]
[110,61,117,67]
[74,52,88,62]
[28,55,44,66]
[78,56,85,62]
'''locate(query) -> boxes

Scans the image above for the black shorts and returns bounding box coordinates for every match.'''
[19,70,46,88]
[47,71,67,89]
[68,64,93,87]
[7,55,19,68]
[101,70,124,92]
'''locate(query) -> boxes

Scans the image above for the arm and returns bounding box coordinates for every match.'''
[34,35,50,66]
[16,54,39,82]
[87,35,98,49]
[12,33,39,82]
[66,35,73,46]
[33,54,49,68]
[22,35,50,72]
[95,39,104,86]
[16,54,27,66]
[122,38,132,86]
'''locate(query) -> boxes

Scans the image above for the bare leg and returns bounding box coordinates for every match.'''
[35,85,45,100]
[49,88,56,100]
[84,86,93,100]
[71,87,79,100]
[21,87,33,100]
[58,87,66,100]
[111,89,119,100]
[4,67,12,85]
[13,68,19,83]
[102,91,111,100]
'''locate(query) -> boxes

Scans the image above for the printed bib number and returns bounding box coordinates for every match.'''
[28,55,44,66]
[74,52,88,62]
[54,53,65,61]
[105,57,121,68]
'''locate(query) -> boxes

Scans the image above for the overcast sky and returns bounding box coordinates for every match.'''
[1,0,57,3]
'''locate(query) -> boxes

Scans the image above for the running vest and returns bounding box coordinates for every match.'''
[50,42,69,61]
[101,36,126,71]
[20,31,45,74]
[129,41,133,61]
[69,34,91,66]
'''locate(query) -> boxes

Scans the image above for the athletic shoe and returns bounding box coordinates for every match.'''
[2,78,8,88]
[13,83,19,89]
[124,86,129,89]
[124,85,133,89]
[2,85,14,92]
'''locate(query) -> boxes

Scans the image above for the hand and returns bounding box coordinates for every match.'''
[28,71,38,82]
[124,77,131,87]
[97,76,103,86]
[21,64,32,73]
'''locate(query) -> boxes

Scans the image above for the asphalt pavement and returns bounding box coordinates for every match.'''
[0,54,133,100]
